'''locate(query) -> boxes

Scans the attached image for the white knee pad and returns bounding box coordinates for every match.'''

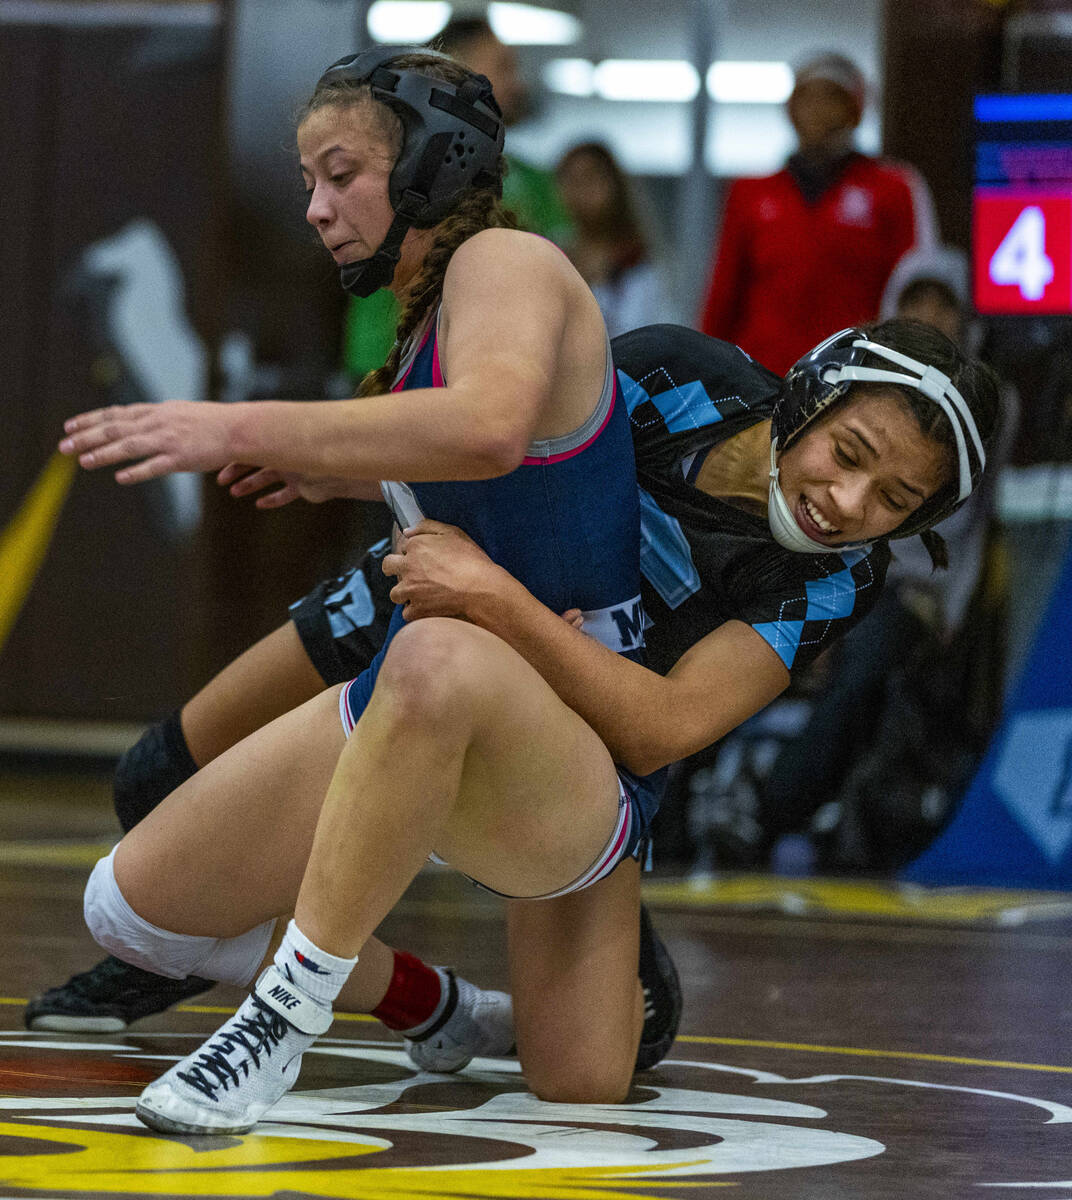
[83,847,275,987]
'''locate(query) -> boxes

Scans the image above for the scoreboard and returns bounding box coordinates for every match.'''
[973,94,1072,315]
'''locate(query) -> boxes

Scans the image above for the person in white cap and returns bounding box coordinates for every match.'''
[698,50,938,375]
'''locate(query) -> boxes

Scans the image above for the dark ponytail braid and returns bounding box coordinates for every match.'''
[358,180,517,397]
[919,528,949,571]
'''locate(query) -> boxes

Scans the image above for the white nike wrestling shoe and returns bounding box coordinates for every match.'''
[135,965,333,1135]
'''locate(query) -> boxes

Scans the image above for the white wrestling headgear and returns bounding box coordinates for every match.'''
[768,327,987,553]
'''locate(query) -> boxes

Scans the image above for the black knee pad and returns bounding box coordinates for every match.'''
[113,709,199,832]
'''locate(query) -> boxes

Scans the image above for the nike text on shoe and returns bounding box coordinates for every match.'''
[405,971,514,1073]
[135,965,332,1135]
[25,956,213,1033]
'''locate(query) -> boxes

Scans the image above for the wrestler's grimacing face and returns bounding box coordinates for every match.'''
[299,102,397,268]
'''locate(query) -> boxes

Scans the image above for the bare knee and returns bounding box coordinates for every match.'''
[376,619,489,729]
[526,1057,634,1105]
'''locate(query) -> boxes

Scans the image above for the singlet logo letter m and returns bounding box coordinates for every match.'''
[611,600,645,649]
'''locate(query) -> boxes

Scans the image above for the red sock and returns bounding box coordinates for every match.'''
[372,950,445,1032]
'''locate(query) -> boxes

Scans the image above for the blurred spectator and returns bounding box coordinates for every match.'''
[697,51,938,374]
[438,17,572,245]
[556,141,681,337]
[880,244,969,345]
[343,16,572,382]
[688,245,1018,875]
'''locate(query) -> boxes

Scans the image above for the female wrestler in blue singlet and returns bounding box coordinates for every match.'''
[337,290,646,735]
[61,47,658,1133]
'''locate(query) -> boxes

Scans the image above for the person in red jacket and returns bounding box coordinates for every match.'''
[698,51,937,374]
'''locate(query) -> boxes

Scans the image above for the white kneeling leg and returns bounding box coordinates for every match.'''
[83,847,274,987]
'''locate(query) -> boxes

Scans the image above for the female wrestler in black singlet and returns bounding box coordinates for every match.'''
[52,305,998,1138]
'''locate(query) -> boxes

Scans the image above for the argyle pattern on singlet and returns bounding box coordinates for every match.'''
[611,324,890,678]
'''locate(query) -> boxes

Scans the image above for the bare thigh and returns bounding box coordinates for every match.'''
[114,685,347,936]
[507,860,643,1104]
[380,620,625,899]
[182,621,327,767]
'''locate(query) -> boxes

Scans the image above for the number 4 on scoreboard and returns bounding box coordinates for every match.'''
[989,206,1055,301]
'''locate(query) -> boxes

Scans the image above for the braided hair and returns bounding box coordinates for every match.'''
[359,181,517,397]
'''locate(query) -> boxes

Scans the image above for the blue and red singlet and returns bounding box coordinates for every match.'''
[339,308,646,743]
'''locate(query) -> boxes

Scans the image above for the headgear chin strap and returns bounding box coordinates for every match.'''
[767,440,870,555]
[339,213,411,299]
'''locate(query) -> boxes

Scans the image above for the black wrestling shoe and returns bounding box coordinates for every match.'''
[25,956,214,1033]
[635,904,683,1071]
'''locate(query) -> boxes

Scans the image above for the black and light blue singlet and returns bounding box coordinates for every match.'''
[614,325,890,677]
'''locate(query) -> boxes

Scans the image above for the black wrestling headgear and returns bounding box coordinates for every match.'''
[314,45,506,298]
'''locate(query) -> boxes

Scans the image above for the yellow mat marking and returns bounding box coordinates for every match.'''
[642,875,1072,925]
[0,840,115,869]
[0,1119,744,1200]
[672,1034,1072,1074]
[2,999,1069,1074]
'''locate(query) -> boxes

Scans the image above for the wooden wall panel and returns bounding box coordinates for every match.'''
[1,10,387,722]
[882,0,1006,248]
[1,18,222,720]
